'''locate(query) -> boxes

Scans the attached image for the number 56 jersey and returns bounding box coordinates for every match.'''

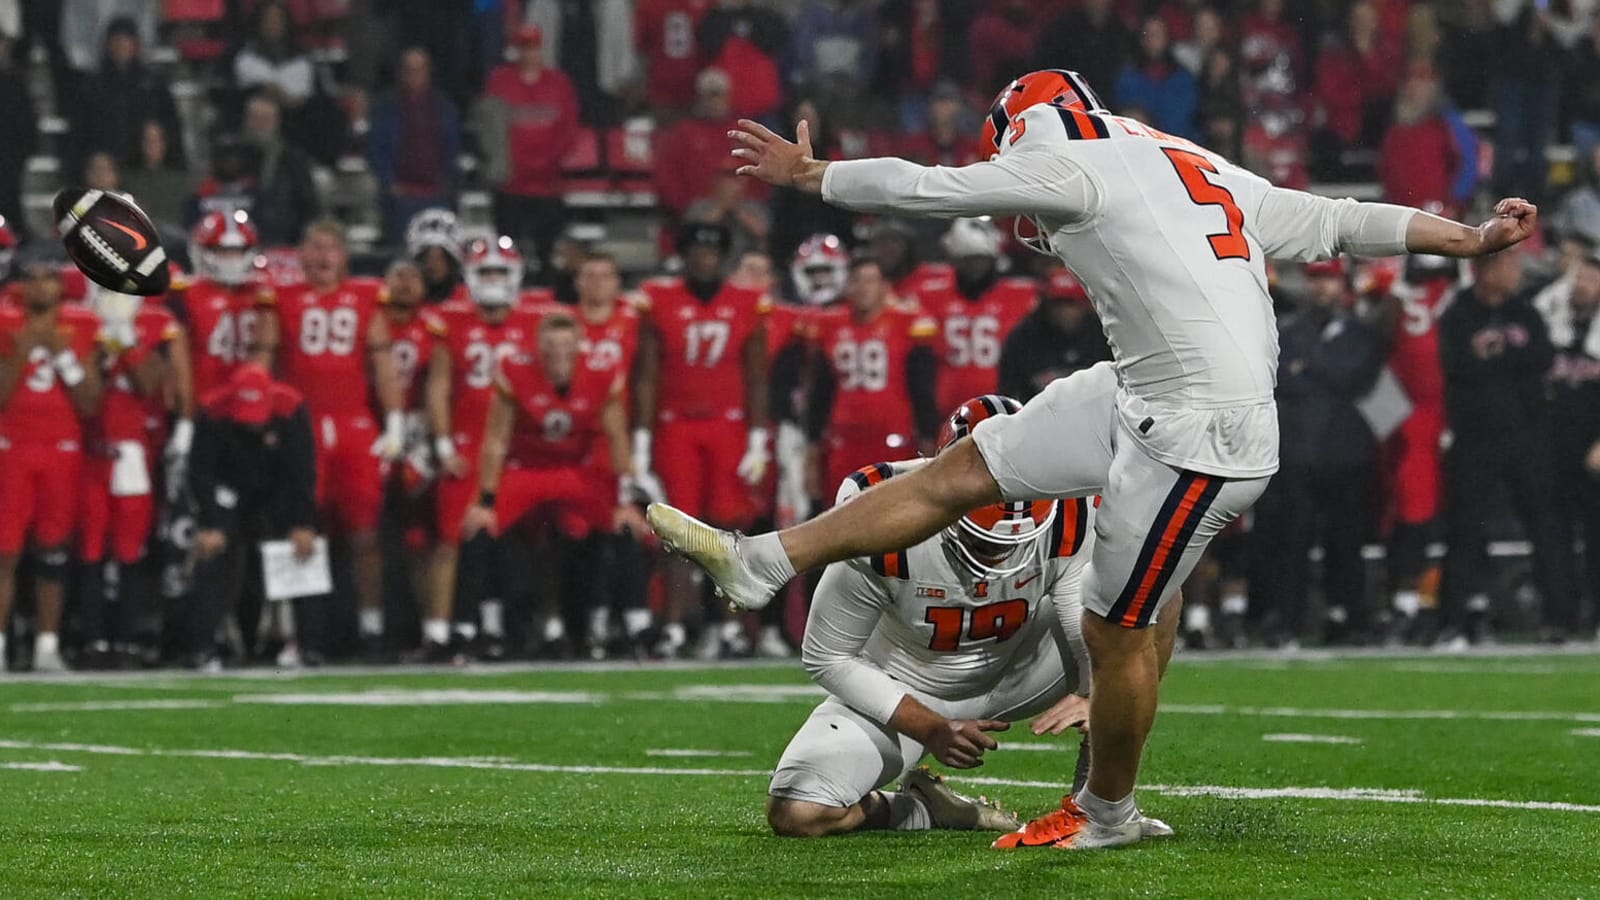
[801,462,1095,723]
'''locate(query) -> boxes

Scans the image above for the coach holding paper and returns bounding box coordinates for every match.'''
[187,362,321,667]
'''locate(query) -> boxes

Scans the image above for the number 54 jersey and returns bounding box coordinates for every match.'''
[805,462,1096,720]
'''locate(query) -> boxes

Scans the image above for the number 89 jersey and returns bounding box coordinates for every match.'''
[637,277,770,422]
[266,278,384,418]
[829,463,1094,703]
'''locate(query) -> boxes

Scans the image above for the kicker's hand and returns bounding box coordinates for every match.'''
[922,718,1010,769]
[1477,198,1538,255]
[729,119,828,194]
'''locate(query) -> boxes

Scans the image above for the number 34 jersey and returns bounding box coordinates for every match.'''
[637,277,770,423]
[807,462,1095,712]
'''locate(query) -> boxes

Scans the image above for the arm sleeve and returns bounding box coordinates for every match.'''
[281,404,318,531]
[1254,188,1418,261]
[905,344,942,441]
[1050,562,1091,697]
[189,414,223,529]
[805,354,836,441]
[768,338,808,424]
[820,148,1097,222]
[800,563,909,725]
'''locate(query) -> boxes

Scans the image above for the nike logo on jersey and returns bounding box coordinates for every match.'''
[107,220,149,250]
[1014,573,1041,589]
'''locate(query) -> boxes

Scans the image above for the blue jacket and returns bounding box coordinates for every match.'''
[1275,309,1385,467]
[1113,64,1198,141]
[367,87,461,192]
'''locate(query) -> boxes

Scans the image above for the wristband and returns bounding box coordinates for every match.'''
[53,350,85,387]
[478,489,497,507]
[434,436,457,461]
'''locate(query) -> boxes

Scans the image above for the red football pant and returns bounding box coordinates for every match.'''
[1388,405,1444,525]
[654,418,751,526]
[434,437,481,547]
[313,413,386,533]
[79,455,156,564]
[496,464,613,539]
[0,440,83,554]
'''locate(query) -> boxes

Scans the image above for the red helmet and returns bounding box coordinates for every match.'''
[464,235,525,307]
[979,69,1107,161]
[937,395,1057,577]
[190,210,261,285]
[0,214,16,282]
[790,233,850,306]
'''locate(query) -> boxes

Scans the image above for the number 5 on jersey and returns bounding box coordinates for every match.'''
[1162,147,1250,262]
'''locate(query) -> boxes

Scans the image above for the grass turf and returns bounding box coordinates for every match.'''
[1,652,1598,898]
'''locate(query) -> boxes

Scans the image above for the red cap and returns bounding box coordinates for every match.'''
[1304,258,1347,278]
[512,25,543,48]
[230,363,274,426]
[1045,267,1090,303]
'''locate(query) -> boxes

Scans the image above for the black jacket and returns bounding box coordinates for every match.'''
[189,385,317,534]
[997,305,1113,402]
[1275,309,1385,467]
[71,59,182,172]
[1438,286,1555,438]
[1547,316,1600,469]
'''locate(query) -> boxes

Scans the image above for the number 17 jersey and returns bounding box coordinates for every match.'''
[637,277,770,423]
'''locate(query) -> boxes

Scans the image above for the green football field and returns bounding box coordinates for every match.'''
[2,650,1598,898]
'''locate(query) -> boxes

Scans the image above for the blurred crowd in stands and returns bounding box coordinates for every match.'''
[0,0,1598,673]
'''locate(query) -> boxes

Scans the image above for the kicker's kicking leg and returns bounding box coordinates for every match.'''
[647,438,1000,610]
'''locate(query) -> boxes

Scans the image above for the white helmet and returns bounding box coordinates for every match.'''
[190,210,261,286]
[790,233,850,306]
[464,235,525,308]
[405,207,462,262]
[942,217,1004,260]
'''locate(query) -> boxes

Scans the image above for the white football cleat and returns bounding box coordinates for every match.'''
[646,503,775,611]
[901,767,1021,832]
[32,645,66,673]
[1138,814,1174,838]
[993,796,1143,850]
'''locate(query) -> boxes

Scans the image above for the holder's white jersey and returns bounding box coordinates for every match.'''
[799,462,1095,725]
[821,104,1416,476]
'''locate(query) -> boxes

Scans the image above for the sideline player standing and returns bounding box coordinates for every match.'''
[649,69,1540,848]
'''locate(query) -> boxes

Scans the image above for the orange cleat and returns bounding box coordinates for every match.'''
[992,796,1143,850]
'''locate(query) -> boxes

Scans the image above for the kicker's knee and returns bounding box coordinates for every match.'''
[766,797,848,838]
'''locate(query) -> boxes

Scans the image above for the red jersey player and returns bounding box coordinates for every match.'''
[923,218,1039,413]
[1379,253,1460,623]
[259,221,406,654]
[806,256,942,496]
[0,258,103,671]
[174,211,274,396]
[635,223,770,657]
[423,236,544,656]
[867,217,954,305]
[78,290,184,664]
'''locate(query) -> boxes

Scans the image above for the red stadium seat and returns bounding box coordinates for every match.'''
[561,127,609,196]
[165,0,229,60]
[165,0,226,20]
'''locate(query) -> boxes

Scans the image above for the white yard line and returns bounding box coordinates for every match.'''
[1573,728,1600,738]
[996,743,1075,752]
[644,749,755,758]
[0,761,81,772]
[1261,733,1364,745]
[9,699,226,712]
[1162,704,1600,724]
[1,738,1594,816]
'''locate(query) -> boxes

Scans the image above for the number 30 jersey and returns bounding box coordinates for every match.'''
[800,461,1094,723]
[436,300,544,448]
[821,103,1417,477]
[637,277,770,423]
[266,278,384,419]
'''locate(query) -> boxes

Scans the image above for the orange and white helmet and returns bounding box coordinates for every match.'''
[979,69,1107,162]
[464,235,524,307]
[937,395,1056,577]
[190,210,261,285]
[790,233,849,306]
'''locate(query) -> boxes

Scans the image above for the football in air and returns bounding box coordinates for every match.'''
[52,186,170,296]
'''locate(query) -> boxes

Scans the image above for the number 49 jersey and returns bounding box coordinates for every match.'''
[266,278,385,418]
[818,462,1095,704]
[171,277,274,397]
[637,277,770,422]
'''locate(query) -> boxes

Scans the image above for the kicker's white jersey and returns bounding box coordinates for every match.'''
[798,464,1095,725]
[820,103,1415,477]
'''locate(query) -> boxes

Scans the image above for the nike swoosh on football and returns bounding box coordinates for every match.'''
[106,220,149,251]
[1015,574,1040,589]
